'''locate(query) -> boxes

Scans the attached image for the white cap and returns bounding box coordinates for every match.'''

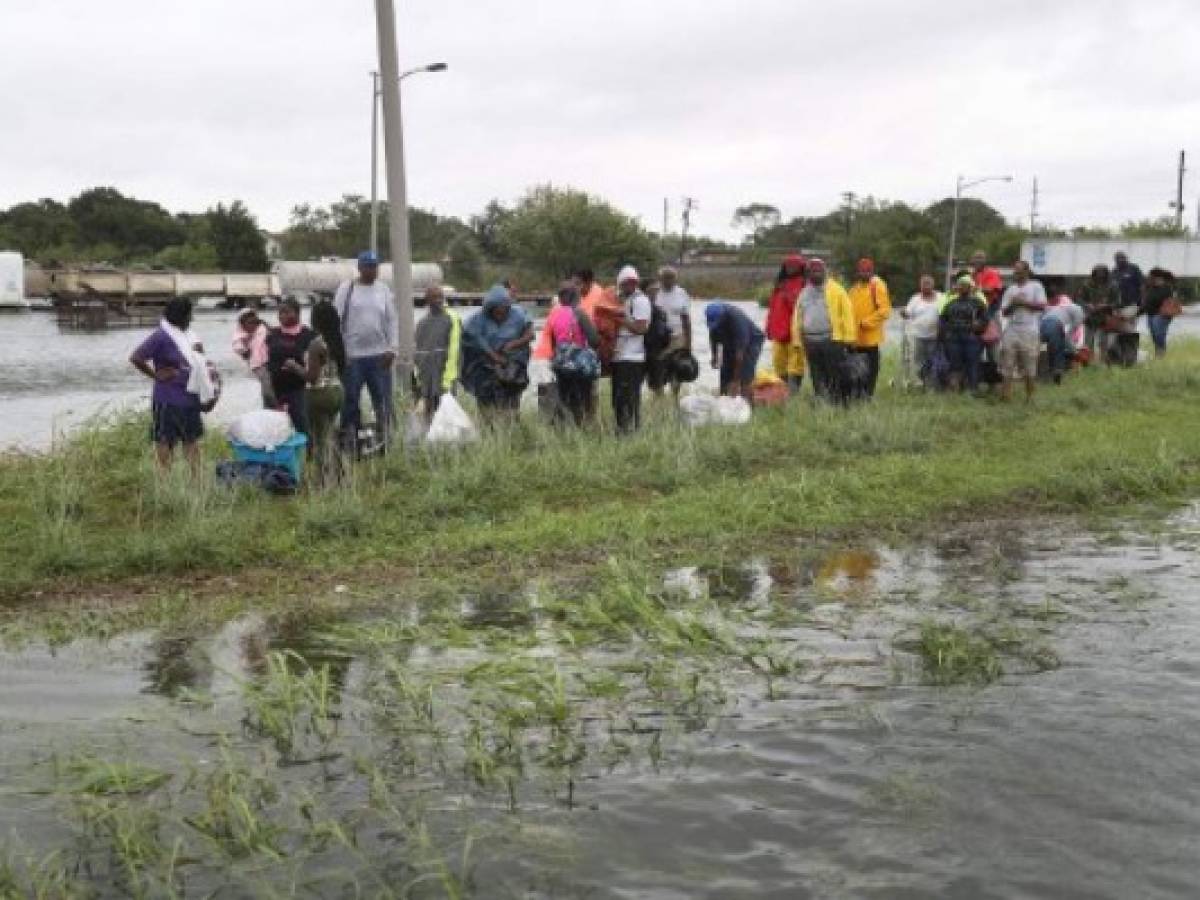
[617,265,640,284]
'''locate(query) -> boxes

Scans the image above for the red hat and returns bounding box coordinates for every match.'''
[783,253,807,275]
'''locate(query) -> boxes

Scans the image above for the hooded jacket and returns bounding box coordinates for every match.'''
[765,255,806,343]
[848,275,892,348]
[790,278,857,346]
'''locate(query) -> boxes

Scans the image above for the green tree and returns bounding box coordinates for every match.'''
[497,185,660,282]
[67,187,185,259]
[925,197,1008,260]
[731,203,782,242]
[206,201,268,272]
[0,199,78,259]
[1121,216,1186,238]
[470,200,513,259]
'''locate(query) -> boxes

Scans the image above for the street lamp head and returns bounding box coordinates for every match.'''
[425,62,448,73]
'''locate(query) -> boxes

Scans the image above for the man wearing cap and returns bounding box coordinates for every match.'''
[611,265,652,433]
[706,302,764,400]
[847,258,892,398]
[971,251,1004,308]
[334,251,398,445]
[647,266,693,398]
[790,259,857,404]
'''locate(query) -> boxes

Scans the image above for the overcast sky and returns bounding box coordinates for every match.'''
[5,0,1200,243]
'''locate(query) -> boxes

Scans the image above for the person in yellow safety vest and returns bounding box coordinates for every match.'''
[847,258,892,398]
[414,285,461,423]
[790,258,857,405]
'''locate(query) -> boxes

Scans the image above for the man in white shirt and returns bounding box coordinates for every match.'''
[334,251,398,444]
[612,265,651,433]
[998,260,1048,402]
[647,266,693,397]
[900,275,944,387]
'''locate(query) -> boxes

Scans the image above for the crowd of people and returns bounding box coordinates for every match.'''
[128,247,1184,473]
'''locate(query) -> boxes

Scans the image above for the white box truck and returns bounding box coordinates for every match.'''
[0,251,29,310]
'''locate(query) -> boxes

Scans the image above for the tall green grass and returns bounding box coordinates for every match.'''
[3,343,1200,607]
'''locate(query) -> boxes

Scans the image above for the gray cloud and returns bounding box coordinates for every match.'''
[3,0,1199,242]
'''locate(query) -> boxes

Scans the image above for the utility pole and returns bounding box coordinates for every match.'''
[662,198,669,251]
[1171,150,1186,231]
[369,72,380,255]
[841,191,857,237]
[374,0,415,388]
[1030,177,1039,234]
[679,197,696,266]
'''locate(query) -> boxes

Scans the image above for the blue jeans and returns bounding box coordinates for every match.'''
[943,333,982,390]
[1040,319,1069,375]
[340,355,394,440]
[1148,314,1171,353]
[719,336,764,396]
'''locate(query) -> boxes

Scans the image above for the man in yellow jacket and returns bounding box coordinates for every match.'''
[790,258,857,404]
[847,258,892,397]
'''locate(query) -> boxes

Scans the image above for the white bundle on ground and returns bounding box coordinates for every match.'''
[714,396,752,425]
[679,392,753,427]
[227,409,294,451]
[426,394,479,445]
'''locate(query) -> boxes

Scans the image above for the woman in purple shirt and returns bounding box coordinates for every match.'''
[129,298,204,471]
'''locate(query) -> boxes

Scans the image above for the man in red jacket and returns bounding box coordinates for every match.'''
[765,254,807,392]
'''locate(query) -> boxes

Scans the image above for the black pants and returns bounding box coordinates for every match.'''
[855,347,881,397]
[611,361,645,434]
[276,387,309,436]
[556,374,593,427]
[803,339,849,405]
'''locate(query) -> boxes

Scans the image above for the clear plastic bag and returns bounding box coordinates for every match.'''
[426,394,479,445]
[227,409,294,451]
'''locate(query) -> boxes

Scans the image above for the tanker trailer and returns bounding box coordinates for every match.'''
[273,260,443,301]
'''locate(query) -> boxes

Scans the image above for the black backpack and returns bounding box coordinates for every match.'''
[644,301,672,355]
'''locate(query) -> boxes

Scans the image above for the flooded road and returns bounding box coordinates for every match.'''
[0,301,762,450]
[6,305,1197,451]
[2,510,1198,897]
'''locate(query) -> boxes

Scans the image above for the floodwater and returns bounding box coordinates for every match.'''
[0,301,763,450]
[2,511,1199,897]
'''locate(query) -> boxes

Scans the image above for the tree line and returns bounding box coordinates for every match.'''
[2,184,1189,294]
[0,188,269,273]
[729,199,1189,297]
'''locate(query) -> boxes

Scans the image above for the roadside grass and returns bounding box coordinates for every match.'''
[2,342,1200,622]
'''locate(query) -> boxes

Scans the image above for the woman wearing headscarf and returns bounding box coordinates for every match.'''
[764,254,807,391]
[460,285,535,414]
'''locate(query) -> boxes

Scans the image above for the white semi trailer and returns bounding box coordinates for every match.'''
[1023,238,1200,277]
[0,252,29,310]
[273,260,443,300]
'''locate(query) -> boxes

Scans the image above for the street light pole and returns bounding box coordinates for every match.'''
[369,72,380,256]
[944,174,1013,290]
[373,0,415,385]
[369,63,447,258]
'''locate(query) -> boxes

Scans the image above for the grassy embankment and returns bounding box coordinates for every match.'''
[2,344,1200,629]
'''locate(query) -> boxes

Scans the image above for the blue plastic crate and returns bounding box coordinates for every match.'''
[229,433,308,482]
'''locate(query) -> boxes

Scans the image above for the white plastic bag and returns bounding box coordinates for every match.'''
[714,396,752,425]
[227,409,294,451]
[679,392,751,427]
[426,394,479,445]
[679,393,717,428]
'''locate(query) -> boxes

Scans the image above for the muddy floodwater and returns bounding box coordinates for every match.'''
[2,508,1199,897]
